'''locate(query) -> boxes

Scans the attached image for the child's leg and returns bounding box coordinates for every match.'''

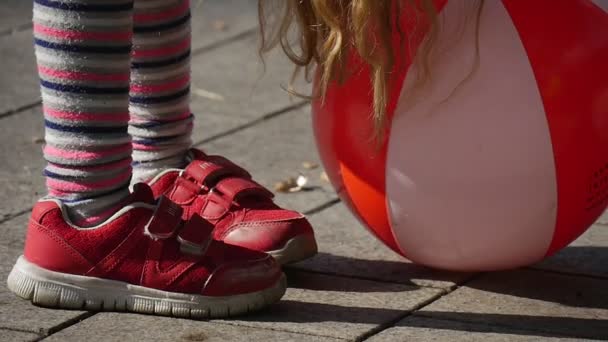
[129,0,192,183]
[34,0,134,226]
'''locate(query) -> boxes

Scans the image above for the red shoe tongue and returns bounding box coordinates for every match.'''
[131,183,156,204]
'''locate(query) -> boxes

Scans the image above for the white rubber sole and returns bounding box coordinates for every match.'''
[267,235,318,265]
[7,256,286,318]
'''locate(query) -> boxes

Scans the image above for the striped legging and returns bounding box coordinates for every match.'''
[34,0,193,226]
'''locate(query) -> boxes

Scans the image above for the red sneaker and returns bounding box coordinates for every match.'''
[6,184,285,318]
[147,149,318,265]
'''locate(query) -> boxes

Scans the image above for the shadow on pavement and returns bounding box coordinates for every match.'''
[534,245,608,278]
[288,252,470,288]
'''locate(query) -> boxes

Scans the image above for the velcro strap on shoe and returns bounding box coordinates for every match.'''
[214,177,274,203]
[177,214,214,256]
[168,176,201,204]
[144,196,183,240]
[183,155,251,187]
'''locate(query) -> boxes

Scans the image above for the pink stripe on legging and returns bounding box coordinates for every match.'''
[132,36,190,58]
[47,170,131,193]
[48,158,132,172]
[34,23,132,41]
[130,75,190,94]
[44,106,130,122]
[44,144,132,161]
[38,66,130,83]
[133,0,190,23]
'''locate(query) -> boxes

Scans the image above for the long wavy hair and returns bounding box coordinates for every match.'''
[258,0,484,138]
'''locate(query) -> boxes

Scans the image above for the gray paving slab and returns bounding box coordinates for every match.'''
[0,29,39,115]
[0,243,87,335]
[533,224,608,278]
[190,0,258,51]
[188,34,310,144]
[0,108,45,221]
[289,202,473,289]
[2,213,28,252]
[367,316,597,342]
[213,270,442,340]
[0,329,39,342]
[415,269,608,340]
[44,312,340,342]
[0,1,32,35]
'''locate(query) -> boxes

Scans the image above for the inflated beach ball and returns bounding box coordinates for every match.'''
[312,0,608,271]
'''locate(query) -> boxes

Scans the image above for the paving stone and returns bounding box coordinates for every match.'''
[190,0,258,51]
[2,213,28,251]
[0,244,86,335]
[533,224,608,278]
[416,269,608,340]
[188,34,310,144]
[214,270,442,340]
[367,316,595,342]
[45,312,340,342]
[289,203,473,289]
[0,1,32,35]
[0,329,39,342]
[0,108,45,220]
[0,29,39,115]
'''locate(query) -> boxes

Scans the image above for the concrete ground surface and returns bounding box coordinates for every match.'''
[0,1,607,341]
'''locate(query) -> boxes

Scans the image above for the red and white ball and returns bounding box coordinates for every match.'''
[312,0,608,271]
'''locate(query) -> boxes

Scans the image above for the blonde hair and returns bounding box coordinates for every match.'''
[258,0,483,138]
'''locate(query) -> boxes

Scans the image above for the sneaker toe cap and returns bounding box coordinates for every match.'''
[201,251,282,296]
[221,216,315,253]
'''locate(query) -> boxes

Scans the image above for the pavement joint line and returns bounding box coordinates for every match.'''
[357,272,481,341]
[0,22,32,37]
[191,27,258,57]
[283,266,446,291]
[0,326,43,336]
[0,100,42,121]
[411,310,602,341]
[411,313,587,341]
[35,312,98,341]
[0,207,32,225]
[525,265,608,281]
[192,100,309,147]
[303,197,341,217]
[356,289,449,342]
